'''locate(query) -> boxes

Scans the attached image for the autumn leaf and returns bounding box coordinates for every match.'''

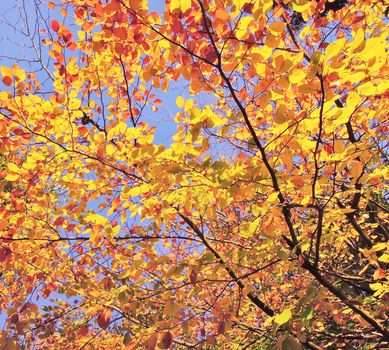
[189,269,197,285]
[0,0,387,348]
[96,310,111,330]
[373,269,386,280]
[159,331,173,349]
[144,333,158,350]
[2,76,12,86]
[274,309,292,325]
[51,19,60,32]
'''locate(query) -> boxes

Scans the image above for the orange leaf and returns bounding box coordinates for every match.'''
[373,269,386,280]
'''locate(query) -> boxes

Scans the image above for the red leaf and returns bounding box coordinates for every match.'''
[94,2,104,18]
[114,27,127,40]
[13,128,25,136]
[2,76,13,86]
[75,7,85,19]
[77,324,89,337]
[298,255,305,267]
[243,3,253,13]
[10,313,19,324]
[62,30,73,43]
[159,331,173,349]
[190,269,197,286]
[51,19,60,32]
[115,43,125,55]
[0,247,12,262]
[53,217,65,226]
[144,333,158,350]
[96,309,111,329]
[204,50,218,63]
[206,335,216,345]
[323,143,333,154]
[217,319,225,335]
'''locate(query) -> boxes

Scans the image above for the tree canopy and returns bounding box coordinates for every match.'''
[0,0,388,349]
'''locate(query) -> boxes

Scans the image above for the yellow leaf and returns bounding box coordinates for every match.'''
[274,308,292,325]
[78,30,85,40]
[7,163,20,173]
[5,173,19,181]
[12,64,26,81]
[325,39,345,61]
[372,243,387,252]
[106,143,116,156]
[369,282,382,290]
[236,17,253,41]
[291,0,311,12]
[378,254,389,263]
[268,191,279,203]
[262,0,273,13]
[1,66,12,78]
[289,69,305,84]
[118,269,132,279]
[69,97,81,110]
[351,28,365,53]
[299,26,310,39]
[180,0,191,12]
[170,0,179,11]
[301,195,310,205]
[357,81,377,96]
[176,95,184,108]
[251,46,272,61]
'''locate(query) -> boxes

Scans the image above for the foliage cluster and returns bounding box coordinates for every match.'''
[0,0,388,349]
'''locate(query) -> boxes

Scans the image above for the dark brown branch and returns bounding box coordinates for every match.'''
[314,208,324,266]
[312,74,325,201]
[302,259,389,339]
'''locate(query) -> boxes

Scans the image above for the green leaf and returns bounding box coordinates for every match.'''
[301,306,314,320]
[201,253,215,262]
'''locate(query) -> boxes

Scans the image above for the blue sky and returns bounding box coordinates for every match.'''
[0,0,187,145]
[0,0,218,332]
[0,0,185,327]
